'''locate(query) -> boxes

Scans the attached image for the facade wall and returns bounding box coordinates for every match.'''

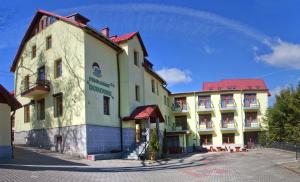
[14,20,86,133]
[14,125,87,157]
[169,90,269,150]
[0,104,12,160]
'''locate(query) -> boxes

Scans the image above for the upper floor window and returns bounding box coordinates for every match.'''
[134,51,139,67]
[46,35,52,50]
[164,95,167,105]
[36,99,45,120]
[135,85,140,102]
[199,114,211,125]
[31,45,36,59]
[244,93,257,106]
[24,105,30,123]
[103,96,110,115]
[221,94,233,107]
[54,93,63,117]
[198,96,211,107]
[38,66,46,81]
[175,116,187,130]
[54,59,62,78]
[151,79,155,93]
[156,82,159,95]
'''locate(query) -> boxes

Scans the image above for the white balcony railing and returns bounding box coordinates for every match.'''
[243,100,260,110]
[219,100,237,111]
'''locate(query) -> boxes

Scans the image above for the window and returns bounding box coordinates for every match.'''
[24,105,30,123]
[135,85,140,101]
[103,96,110,115]
[164,95,167,105]
[156,82,159,95]
[198,96,211,108]
[151,79,155,93]
[199,114,211,126]
[175,116,187,130]
[222,133,235,144]
[37,99,45,120]
[245,112,258,127]
[244,93,257,106]
[221,113,234,127]
[167,97,170,107]
[54,93,63,117]
[54,59,62,78]
[32,45,36,59]
[38,66,45,80]
[221,94,233,107]
[134,51,139,66]
[200,134,212,145]
[46,35,52,49]
[24,75,30,90]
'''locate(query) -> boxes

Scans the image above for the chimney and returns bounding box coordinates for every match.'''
[65,13,90,25]
[101,26,109,37]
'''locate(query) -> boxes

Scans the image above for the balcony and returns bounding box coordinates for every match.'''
[243,100,260,110]
[171,102,189,114]
[166,124,190,134]
[220,120,238,131]
[219,100,236,111]
[198,122,214,132]
[197,102,214,112]
[244,119,261,131]
[21,73,50,98]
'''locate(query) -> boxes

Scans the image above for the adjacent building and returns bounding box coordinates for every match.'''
[0,84,21,161]
[11,10,269,158]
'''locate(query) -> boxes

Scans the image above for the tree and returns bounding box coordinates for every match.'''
[148,128,160,160]
[265,83,300,144]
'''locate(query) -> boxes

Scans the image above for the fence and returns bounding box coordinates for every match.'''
[268,142,300,160]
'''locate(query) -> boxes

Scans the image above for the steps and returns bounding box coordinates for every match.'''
[123,142,148,160]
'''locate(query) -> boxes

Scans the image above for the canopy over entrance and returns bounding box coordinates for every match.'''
[123,105,165,123]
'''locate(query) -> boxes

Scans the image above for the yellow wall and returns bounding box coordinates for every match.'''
[0,104,11,146]
[169,90,269,147]
[14,20,86,132]
[84,32,119,127]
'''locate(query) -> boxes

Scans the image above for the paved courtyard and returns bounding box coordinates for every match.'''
[0,146,299,182]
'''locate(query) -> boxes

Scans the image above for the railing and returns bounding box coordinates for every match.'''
[20,73,50,96]
[220,120,237,129]
[243,99,260,109]
[219,100,236,110]
[171,102,189,113]
[244,119,261,129]
[167,123,188,132]
[267,142,300,160]
[198,121,214,131]
[197,102,214,112]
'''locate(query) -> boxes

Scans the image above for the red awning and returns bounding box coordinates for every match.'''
[123,105,165,123]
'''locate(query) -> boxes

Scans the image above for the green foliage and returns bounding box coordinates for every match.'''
[149,128,160,153]
[265,83,300,143]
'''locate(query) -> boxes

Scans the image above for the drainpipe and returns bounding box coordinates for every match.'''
[10,110,15,159]
[116,51,123,151]
[193,92,197,148]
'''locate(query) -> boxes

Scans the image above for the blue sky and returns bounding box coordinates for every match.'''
[1,0,300,105]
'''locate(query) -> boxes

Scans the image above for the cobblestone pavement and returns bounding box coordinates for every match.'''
[0,146,299,182]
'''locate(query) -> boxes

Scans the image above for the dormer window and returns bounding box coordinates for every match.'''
[134,51,139,67]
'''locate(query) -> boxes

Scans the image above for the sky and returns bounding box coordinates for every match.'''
[1,0,300,105]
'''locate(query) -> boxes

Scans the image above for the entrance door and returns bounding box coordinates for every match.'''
[244,132,259,145]
[135,123,141,144]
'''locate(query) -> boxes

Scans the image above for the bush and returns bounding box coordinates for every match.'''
[149,128,160,153]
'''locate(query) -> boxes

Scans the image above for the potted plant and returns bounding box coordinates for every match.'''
[148,128,160,161]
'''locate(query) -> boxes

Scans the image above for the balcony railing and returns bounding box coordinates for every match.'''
[219,100,237,111]
[220,120,237,130]
[198,121,214,132]
[243,100,260,110]
[244,119,261,130]
[166,124,189,132]
[21,73,50,98]
[197,102,214,112]
[171,102,189,113]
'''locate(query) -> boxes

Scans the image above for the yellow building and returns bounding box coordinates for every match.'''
[11,10,269,159]
[0,84,21,161]
[166,79,269,153]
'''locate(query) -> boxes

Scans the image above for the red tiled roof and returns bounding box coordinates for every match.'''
[110,32,148,56]
[202,79,270,95]
[0,84,22,110]
[123,105,165,122]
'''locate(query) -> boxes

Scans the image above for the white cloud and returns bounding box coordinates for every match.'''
[256,39,300,69]
[156,68,192,86]
[203,45,214,54]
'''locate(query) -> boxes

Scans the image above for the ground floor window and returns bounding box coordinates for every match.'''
[200,134,212,145]
[53,93,63,117]
[222,133,235,144]
[36,99,45,120]
[24,104,30,123]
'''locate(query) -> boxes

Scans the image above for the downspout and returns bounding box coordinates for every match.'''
[193,92,198,148]
[10,110,15,159]
[116,51,123,151]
